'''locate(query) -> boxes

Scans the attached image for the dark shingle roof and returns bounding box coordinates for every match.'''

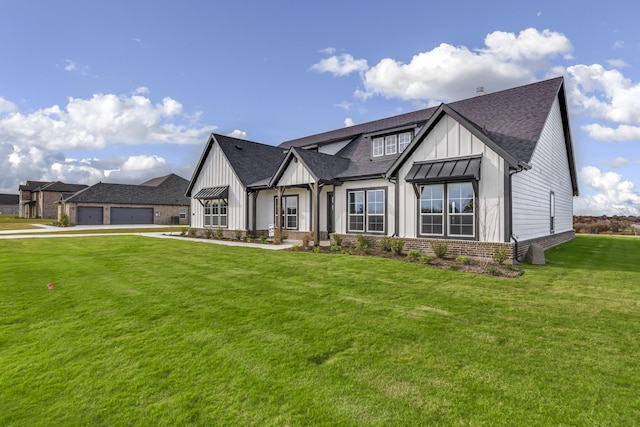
[291,147,351,182]
[279,77,566,176]
[40,181,89,193]
[0,194,19,205]
[65,175,190,206]
[186,134,287,195]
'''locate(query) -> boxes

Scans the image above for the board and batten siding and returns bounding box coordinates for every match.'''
[396,114,506,242]
[189,141,246,230]
[334,178,395,236]
[255,187,313,232]
[512,97,573,241]
[277,158,314,186]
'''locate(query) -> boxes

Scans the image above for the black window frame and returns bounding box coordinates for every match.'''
[204,199,228,228]
[347,188,387,234]
[418,181,477,240]
[274,195,299,230]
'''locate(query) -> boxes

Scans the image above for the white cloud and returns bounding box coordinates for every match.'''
[344,118,355,127]
[606,58,628,68]
[64,59,91,76]
[575,166,640,216]
[565,64,640,141]
[319,47,336,55]
[359,28,572,102]
[226,129,248,139]
[613,40,624,49]
[0,91,216,151]
[606,156,630,168]
[0,91,217,193]
[310,53,368,77]
[0,97,17,114]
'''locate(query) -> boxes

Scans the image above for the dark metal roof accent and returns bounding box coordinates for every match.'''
[405,156,482,183]
[193,186,228,200]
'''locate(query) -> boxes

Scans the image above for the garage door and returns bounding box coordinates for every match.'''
[110,207,154,225]
[77,207,104,225]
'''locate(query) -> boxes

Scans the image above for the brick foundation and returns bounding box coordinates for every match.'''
[513,230,575,260]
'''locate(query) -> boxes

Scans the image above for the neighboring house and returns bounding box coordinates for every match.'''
[59,174,190,225]
[186,77,578,261]
[18,181,89,219]
[0,194,19,215]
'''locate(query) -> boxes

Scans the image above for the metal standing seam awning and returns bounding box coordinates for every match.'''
[193,186,228,206]
[405,156,482,183]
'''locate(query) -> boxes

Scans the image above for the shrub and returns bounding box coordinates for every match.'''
[390,238,405,255]
[431,241,448,259]
[180,227,188,237]
[355,234,369,252]
[455,255,473,265]
[419,255,433,265]
[59,212,70,227]
[235,230,243,241]
[291,244,300,251]
[329,237,341,253]
[492,247,509,264]
[261,234,269,244]
[204,228,213,239]
[342,247,352,255]
[331,234,342,247]
[380,236,393,252]
[406,249,420,261]
[312,245,322,253]
[188,228,197,238]
[486,267,500,276]
[216,228,224,239]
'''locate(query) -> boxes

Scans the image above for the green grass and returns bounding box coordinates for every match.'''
[1,235,639,425]
[0,214,55,230]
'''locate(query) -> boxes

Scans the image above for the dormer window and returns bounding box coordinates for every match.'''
[372,131,413,158]
[372,138,384,157]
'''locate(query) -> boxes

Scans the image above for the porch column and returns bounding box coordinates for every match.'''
[309,181,320,245]
[277,186,285,239]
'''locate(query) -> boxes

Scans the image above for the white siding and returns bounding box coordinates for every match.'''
[319,140,350,155]
[334,178,395,235]
[277,160,314,186]
[396,114,506,242]
[189,142,246,230]
[512,98,573,240]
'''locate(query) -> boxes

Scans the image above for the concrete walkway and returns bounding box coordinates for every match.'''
[0,224,301,250]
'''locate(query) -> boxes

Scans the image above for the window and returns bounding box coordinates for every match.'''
[398,132,411,152]
[420,185,444,235]
[274,195,298,229]
[372,138,384,157]
[204,200,227,227]
[371,131,413,158]
[348,189,385,233]
[385,135,397,155]
[550,191,555,234]
[418,182,475,238]
[179,207,187,219]
[448,183,475,237]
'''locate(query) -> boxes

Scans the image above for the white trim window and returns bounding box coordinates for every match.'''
[385,135,397,155]
[204,200,227,227]
[398,132,411,152]
[179,207,187,219]
[448,183,474,237]
[274,195,299,230]
[348,189,385,233]
[420,184,444,236]
[550,191,555,234]
[372,137,384,157]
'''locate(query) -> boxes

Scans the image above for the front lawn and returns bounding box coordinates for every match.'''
[1,235,639,425]
[0,214,55,230]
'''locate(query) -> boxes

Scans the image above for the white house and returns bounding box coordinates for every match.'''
[186,77,578,261]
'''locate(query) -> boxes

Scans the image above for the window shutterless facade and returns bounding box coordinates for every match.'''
[371,131,412,158]
[204,199,227,227]
[274,195,298,230]
[179,207,187,219]
[348,189,385,233]
[419,182,475,238]
[372,138,384,157]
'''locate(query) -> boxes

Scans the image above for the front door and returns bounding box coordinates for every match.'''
[327,192,334,233]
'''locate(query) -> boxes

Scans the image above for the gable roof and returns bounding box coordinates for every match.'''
[64,175,190,206]
[39,181,89,193]
[186,134,287,196]
[269,147,351,187]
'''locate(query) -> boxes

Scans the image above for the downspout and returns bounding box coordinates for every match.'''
[509,161,532,262]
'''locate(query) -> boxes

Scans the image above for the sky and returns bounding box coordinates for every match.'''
[1,1,639,216]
